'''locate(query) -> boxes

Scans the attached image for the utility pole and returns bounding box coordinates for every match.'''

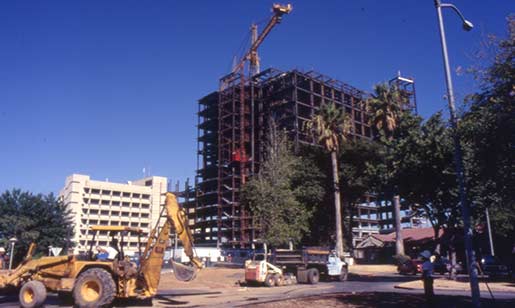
[485,208,494,256]
[394,196,404,255]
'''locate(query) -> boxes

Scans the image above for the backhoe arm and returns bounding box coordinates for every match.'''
[139,192,202,296]
[165,193,203,269]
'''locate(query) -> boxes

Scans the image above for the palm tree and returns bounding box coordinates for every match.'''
[367,84,402,141]
[304,102,351,257]
[367,83,406,256]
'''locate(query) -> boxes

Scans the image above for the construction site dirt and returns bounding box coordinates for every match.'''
[2,266,513,307]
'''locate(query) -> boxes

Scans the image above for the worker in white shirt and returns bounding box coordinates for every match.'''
[105,246,119,260]
[420,250,434,302]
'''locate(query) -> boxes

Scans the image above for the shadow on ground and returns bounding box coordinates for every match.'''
[252,292,515,308]
[348,273,419,283]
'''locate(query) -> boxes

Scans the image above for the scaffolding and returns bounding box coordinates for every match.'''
[389,72,417,113]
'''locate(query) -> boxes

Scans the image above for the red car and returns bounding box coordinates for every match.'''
[398,259,423,275]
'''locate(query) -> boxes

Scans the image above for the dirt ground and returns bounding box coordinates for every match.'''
[349,264,397,276]
[249,292,515,308]
[157,264,397,290]
[159,267,244,290]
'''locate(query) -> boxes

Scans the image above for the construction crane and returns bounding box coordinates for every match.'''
[221,3,292,88]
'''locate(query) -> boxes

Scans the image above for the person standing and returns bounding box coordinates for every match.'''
[420,250,434,303]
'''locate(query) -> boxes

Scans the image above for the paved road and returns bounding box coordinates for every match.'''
[1,275,514,307]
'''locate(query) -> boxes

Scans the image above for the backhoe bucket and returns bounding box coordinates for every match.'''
[171,261,197,282]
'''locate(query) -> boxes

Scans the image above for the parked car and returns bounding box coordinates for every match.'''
[480,255,511,279]
[398,259,423,275]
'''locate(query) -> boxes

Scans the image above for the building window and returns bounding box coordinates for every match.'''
[101,200,109,205]
[133,193,140,199]
[100,210,109,216]
[112,191,121,197]
[142,194,150,200]
[123,192,130,197]
[112,201,120,206]
[91,189,100,194]
[101,190,111,196]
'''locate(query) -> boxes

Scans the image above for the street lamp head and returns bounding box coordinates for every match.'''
[9,237,17,244]
[462,20,474,31]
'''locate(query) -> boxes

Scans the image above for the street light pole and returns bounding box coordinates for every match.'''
[434,0,480,306]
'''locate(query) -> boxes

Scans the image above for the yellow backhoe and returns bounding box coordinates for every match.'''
[0,192,202,307]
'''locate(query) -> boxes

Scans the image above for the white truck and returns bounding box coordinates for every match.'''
[244,243,348,287]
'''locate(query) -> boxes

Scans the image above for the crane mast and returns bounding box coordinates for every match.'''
[222,3,292,88]
[216,3,291,247]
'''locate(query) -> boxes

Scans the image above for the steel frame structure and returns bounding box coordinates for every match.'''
[194,68,391,247]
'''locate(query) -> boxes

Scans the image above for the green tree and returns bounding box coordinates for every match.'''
[241,128,322,247]
[0,189,74,265]
[339,139,383,250]
[461,16,515,252]
[395,112,459,242]
[367,83,406,256]
[304,102,351,256]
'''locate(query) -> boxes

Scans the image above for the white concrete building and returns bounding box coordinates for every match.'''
[60,174,167,254]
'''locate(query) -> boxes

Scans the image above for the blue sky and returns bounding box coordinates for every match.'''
[0,1,512,194]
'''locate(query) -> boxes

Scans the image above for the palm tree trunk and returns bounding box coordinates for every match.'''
[393,195,404,255]
[331,151,344,257]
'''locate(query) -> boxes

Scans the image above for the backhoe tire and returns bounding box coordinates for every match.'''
[264,274,275,287]
[73,268,116,308]
[307,268,319,284]
[19,280,47,308]
[339,266,348,282]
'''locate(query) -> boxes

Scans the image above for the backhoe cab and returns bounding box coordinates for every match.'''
[0,192,202,308]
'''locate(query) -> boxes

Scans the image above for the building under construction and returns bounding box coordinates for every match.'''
[193,68,416,248]
[188,3,418,248]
